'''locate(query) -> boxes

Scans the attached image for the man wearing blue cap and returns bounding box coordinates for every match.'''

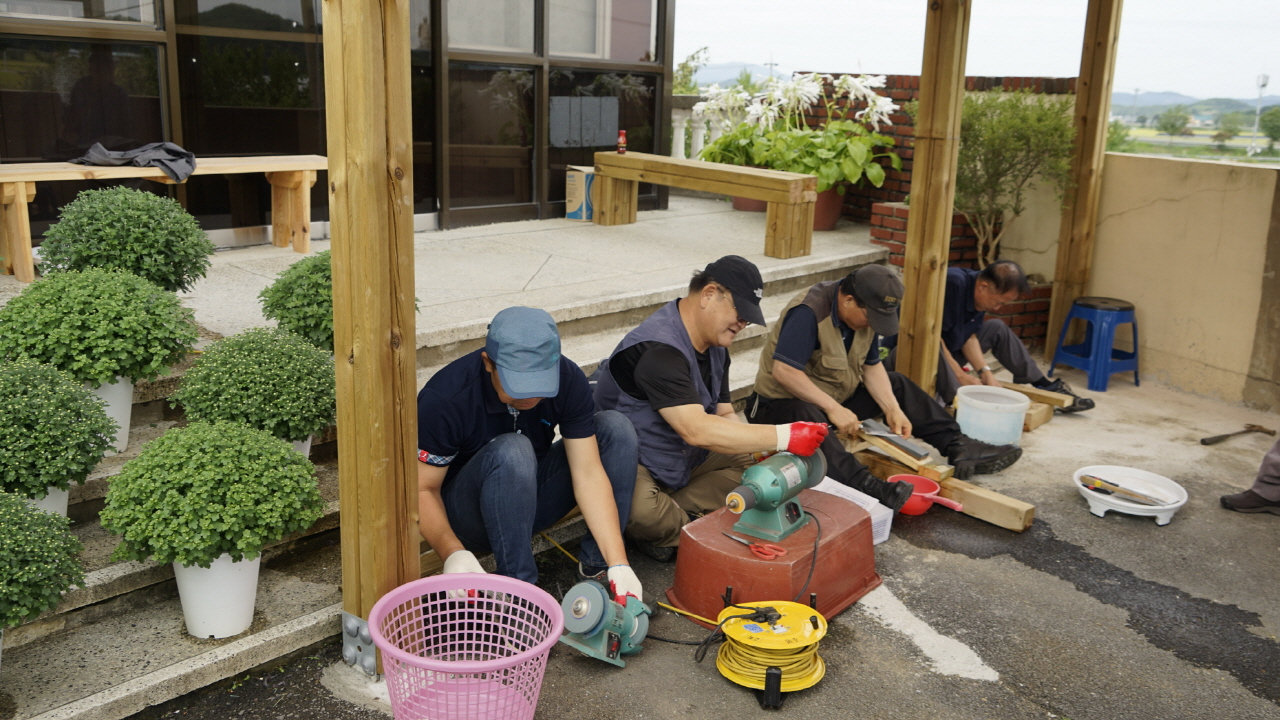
[416,306,642,600]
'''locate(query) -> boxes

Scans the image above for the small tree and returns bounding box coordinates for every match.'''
[1136,114,1148,127]
[953,90,1075,268]
[1259,106,1280,153]
[730,68,764,96]
[672,47,708,95]
[1213,112,1243,149]
[1155,105,1190,142]
[1106,119,1133,152]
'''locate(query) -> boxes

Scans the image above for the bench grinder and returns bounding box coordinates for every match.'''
[725,450,827,541]
[557,580,652,667]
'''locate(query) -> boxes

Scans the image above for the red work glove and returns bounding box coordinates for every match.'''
[775,422,828,456]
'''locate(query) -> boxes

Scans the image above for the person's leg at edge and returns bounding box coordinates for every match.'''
[440,433,540,583]
[885,345,958,406]
[625,465,688,550]
[978,318,1093,412]
[1221,436,1280,514]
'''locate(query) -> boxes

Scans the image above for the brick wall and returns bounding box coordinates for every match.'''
[986,282,1054,350]
[869,201,980,269]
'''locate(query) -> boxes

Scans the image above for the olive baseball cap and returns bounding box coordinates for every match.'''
[485,307,561,399]
[704,255,767,326]
[851,265,904,336]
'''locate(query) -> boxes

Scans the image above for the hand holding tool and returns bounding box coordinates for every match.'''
[606,564,643,601]
[442,549,485,574]
[1200,424,1276,446]
[722,532,787,560]
[776,422,828,455]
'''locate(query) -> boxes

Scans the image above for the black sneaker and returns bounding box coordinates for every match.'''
[945,435,1023,479]
[881,478,915,514]
[631,539,676,563]
[1220,490,1280,515]
[1039,378,1095,413]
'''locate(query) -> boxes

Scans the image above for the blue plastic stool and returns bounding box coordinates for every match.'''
[1050,296,1139,392]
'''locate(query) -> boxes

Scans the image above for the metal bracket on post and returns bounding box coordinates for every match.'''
[341,611,378,676]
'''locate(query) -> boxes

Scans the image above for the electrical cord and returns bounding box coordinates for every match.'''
[791,514,822,602]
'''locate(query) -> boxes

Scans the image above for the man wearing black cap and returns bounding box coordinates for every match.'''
[595,256,829,561]
[746,266,1023,509]
[417,306,642,599]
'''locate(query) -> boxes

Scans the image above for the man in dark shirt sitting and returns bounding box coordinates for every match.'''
[888,260,1093,413]
[747,265,1023,509]
[595,256,828,561]
[416,306,642,599]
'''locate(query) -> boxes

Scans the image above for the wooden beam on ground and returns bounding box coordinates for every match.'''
[999,381,1072,407]
[1046,0,1125,360]
[323,0,419,626]
[896,0,972,396]
[1023,402,1054,431]
[854,447,953,484]
[939,478,1035,532]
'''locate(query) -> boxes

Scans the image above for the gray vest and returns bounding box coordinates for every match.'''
[594,299,726,490]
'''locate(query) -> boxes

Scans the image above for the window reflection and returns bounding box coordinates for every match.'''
[446,0,532,53]
[0,0,157,25]
[174,0,320,33]
[547,69,654,202]
[448,64,534,208]
[548,0,655,62]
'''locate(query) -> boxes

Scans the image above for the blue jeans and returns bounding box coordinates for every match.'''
[440,409,637,583]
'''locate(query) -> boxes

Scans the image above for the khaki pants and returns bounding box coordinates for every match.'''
[626,452,753,547]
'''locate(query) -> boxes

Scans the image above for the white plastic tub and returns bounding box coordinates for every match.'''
[955,385,1030,446]
[1073,465,1187,526]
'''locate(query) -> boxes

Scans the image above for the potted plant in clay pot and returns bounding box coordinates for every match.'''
[259,250,334,353]
[0,490,85,673]
[172,328,336,456]
[38,186,216,293]
[100,421,324,639]
[0,359,117,516]
[0,268,199,453]
[696,73,902,229]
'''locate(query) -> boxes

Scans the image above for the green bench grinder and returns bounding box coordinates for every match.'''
[724,450,827,541]
[557,580,652,667]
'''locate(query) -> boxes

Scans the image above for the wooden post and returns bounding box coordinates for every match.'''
[1046,0,1124,361]
[0,182,37,283]
[266,170,317,254]
[321,0,419,624]
[896,0,972,395]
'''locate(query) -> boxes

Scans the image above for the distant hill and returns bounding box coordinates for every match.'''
[196,3,299,32]
[1111,92,1280,119]
[694,62,794,89]
[1111,91,1199,107]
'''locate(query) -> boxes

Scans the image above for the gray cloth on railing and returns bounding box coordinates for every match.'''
[70,142,197,182]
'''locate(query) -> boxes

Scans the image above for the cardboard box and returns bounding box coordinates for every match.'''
[565,165,596,221]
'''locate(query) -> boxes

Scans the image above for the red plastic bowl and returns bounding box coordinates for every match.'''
[888,474,941,516]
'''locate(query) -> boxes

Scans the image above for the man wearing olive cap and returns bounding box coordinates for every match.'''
[416,306,643,600]
[747,266,1023,509]
[595,256,829,562]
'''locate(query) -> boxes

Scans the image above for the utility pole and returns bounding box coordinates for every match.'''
[1249,74,1269,156]
[1131,87,1139,124]
[764,56,777,81]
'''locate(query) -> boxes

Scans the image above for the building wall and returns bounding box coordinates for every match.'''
[1088,153,1278,404]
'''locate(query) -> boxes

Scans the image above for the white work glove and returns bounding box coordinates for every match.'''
[442,550,485,575]
[607,564,643,601]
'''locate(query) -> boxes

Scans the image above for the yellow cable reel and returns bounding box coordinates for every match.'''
[715,601,827,692]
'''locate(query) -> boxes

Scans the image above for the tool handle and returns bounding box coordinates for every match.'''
[1200,431,1246,445]
[932,496,964,512]
[1080,475,1163,505]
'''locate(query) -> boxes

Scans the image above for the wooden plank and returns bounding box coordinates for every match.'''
[595,151,813,193]
[0,182,35,204]
[938,478,1036,532]
[764,200,814,259]
[999,381,1072,407]
[0,181,36,282]
[1046,0,1125,359]
[593,175,638,226]
[1023,402,1053,431]
[267,170,317,253]
[0,155,327,184]
[598,164,815,205]
[853,447,954,483]
[324,0,418,628]
[896,0,972,397]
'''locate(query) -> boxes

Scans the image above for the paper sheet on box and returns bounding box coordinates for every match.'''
[813,476,893,545]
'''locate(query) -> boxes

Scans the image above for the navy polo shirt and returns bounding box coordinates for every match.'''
[416,349,596,484]
[941,266,983,359]
[773,291,881,370]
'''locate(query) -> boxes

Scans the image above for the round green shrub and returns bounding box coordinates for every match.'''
[0,268,199,387]
[173,328,335,442]
[0,359,117,499]
[39,186,215,293]
[259,251,333,352]
[101,421,325,568]
[0,491,85,628]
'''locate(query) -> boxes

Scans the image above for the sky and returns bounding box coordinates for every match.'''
[673,0,1278,101]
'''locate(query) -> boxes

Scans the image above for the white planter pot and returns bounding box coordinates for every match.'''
[89,376,134,455]
[292,436,313,457]
[172,553,261,639]
[25,486,69,516]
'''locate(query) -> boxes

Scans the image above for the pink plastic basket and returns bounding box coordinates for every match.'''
[368,573,564,720]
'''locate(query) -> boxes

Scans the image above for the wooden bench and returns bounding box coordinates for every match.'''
[592,151,818,259]
[0,154,328,283]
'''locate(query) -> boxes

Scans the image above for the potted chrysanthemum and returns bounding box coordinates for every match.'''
[258,251,334,353]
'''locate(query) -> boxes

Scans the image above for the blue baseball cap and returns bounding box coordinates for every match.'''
[485,307,561,400]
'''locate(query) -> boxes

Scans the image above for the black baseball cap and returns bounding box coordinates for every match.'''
[704,255,767,326]
[851,265,904,336]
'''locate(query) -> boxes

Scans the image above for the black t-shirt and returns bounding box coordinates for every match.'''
[608,341,731,411]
